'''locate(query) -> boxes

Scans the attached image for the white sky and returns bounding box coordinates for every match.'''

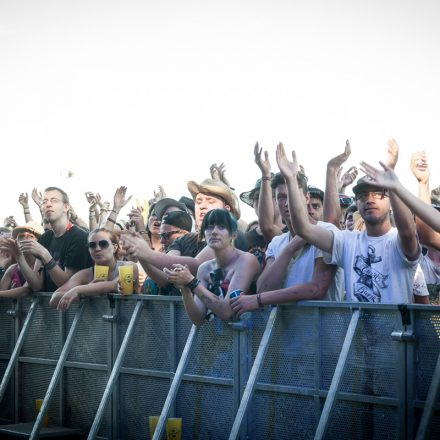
[1,0,440,224]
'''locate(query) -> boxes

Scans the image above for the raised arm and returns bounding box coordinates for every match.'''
[409,151,440,249]
[276,143,334,253]
[254,143,283,241]
[105,186,132,230]
[324,140,351,227]
[18,193,33,223]
[360,157,420,260]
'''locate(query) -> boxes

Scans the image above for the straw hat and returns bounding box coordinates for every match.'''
[187,178,241,219]
[12,221,44,239]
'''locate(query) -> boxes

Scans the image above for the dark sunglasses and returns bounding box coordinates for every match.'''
[88,240,111,250]
[160,230,181,240]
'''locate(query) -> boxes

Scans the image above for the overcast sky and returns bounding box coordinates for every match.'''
[1,0,439,223]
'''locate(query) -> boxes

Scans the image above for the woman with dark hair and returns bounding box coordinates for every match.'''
[49,228,138,310]
[164,209,260,326]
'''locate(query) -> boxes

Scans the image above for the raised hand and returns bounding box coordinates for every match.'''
[85,192,96,205]
[275,142,299,178]
[153,185,166,203]
[254,142,271,176]
[410,151,429,184]
[337,166,358,192]
[328,140,351,171]
[31,188,43,208]
[113,186,132,212]
[18,193,29,208]
[4,216,17,229]
[359,161,399,191]
[128,207,146,232]
[210,163,221,180]
[386,138,399,170]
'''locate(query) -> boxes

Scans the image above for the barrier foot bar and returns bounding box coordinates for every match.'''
[88,300,144,440]
[415,351,440,440]
[0,297,39,404]
[314,309,360,440]
[229,307,279,440]
[29,301,86,440]
[152,324,199,440]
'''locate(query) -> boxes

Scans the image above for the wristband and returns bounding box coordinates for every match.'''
[257,292,264,308]
[185,277,200,291]
[107,218,116,224]
[261,176,272,181]
[24,209,30,214]
[44,258,57,271]
[111,209,118,214]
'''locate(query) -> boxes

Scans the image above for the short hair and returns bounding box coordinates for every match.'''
[199,209,238,241]
[271,172,308,195]
[162,211,192,232]
[44,187,69,204]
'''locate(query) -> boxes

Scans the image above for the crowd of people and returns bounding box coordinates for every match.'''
[1,139,440,326]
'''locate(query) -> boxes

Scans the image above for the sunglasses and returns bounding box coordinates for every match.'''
[87,240,111,250]
[160,230,181,240]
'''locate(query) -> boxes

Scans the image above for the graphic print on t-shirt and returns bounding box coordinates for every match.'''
[353,245,389,302]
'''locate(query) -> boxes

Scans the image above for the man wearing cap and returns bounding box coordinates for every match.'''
[277,142,428,304]
[0,221,44,297]
[15,187,93,293]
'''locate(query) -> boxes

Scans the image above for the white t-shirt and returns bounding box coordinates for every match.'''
[324,227,421,303]
[266,222,343,301]
[420,254,440,304]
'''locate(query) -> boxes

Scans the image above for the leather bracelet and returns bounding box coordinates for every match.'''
[185,277,200,291]
[44,258,57,271]
[107,218,116,224]
[257,292,264,308]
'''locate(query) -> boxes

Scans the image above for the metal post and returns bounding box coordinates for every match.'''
[415,351,440,440]
[229,307,278,440]
[29,301,86,440]
[0,297,39,404]
[152,324,199,440]
[314,309,360,440]
[88,300,144,440]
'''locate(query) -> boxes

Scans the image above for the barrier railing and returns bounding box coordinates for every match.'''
[0,294,439,439]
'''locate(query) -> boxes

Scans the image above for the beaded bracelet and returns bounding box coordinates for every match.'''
[186,277,200,291]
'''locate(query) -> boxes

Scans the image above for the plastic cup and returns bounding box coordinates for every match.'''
[94,265,109,280]
[229,289,252,320]
[149,415,159,438]
[35,398,49,427]
[166,418,182,440]
[119,265,134,295]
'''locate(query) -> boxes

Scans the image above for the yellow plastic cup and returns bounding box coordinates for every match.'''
[94,265,109,280]
[149,415,159,438]
[166,418,182,440]
[119,265,134,295]
[35,398,49,427]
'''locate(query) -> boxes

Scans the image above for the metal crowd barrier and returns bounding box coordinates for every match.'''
[0,294,440,439]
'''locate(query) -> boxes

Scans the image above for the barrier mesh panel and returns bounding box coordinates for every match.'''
[176,381,234,440]
[67,298,110,364]
[19,363,61,426]
[185,318,234,379]
[250,390,316,440]
[122,301,171,371]
[176,302,194,362]
[65,367,110,438]
[0,299,14,355]
[413,310,440,402]
[118,374,170,440]
[319,308,350,390]
[257,307,317,388]
[21,297,61,360]
[0,360,13,421]
[327,400,397,440]
[340,310,400,398]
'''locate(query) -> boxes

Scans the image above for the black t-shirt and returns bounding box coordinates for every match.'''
[38,226,93,292]
[167,231,249,257]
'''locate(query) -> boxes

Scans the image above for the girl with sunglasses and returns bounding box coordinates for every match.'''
[49,228,138,310]
[163,209,260,326]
